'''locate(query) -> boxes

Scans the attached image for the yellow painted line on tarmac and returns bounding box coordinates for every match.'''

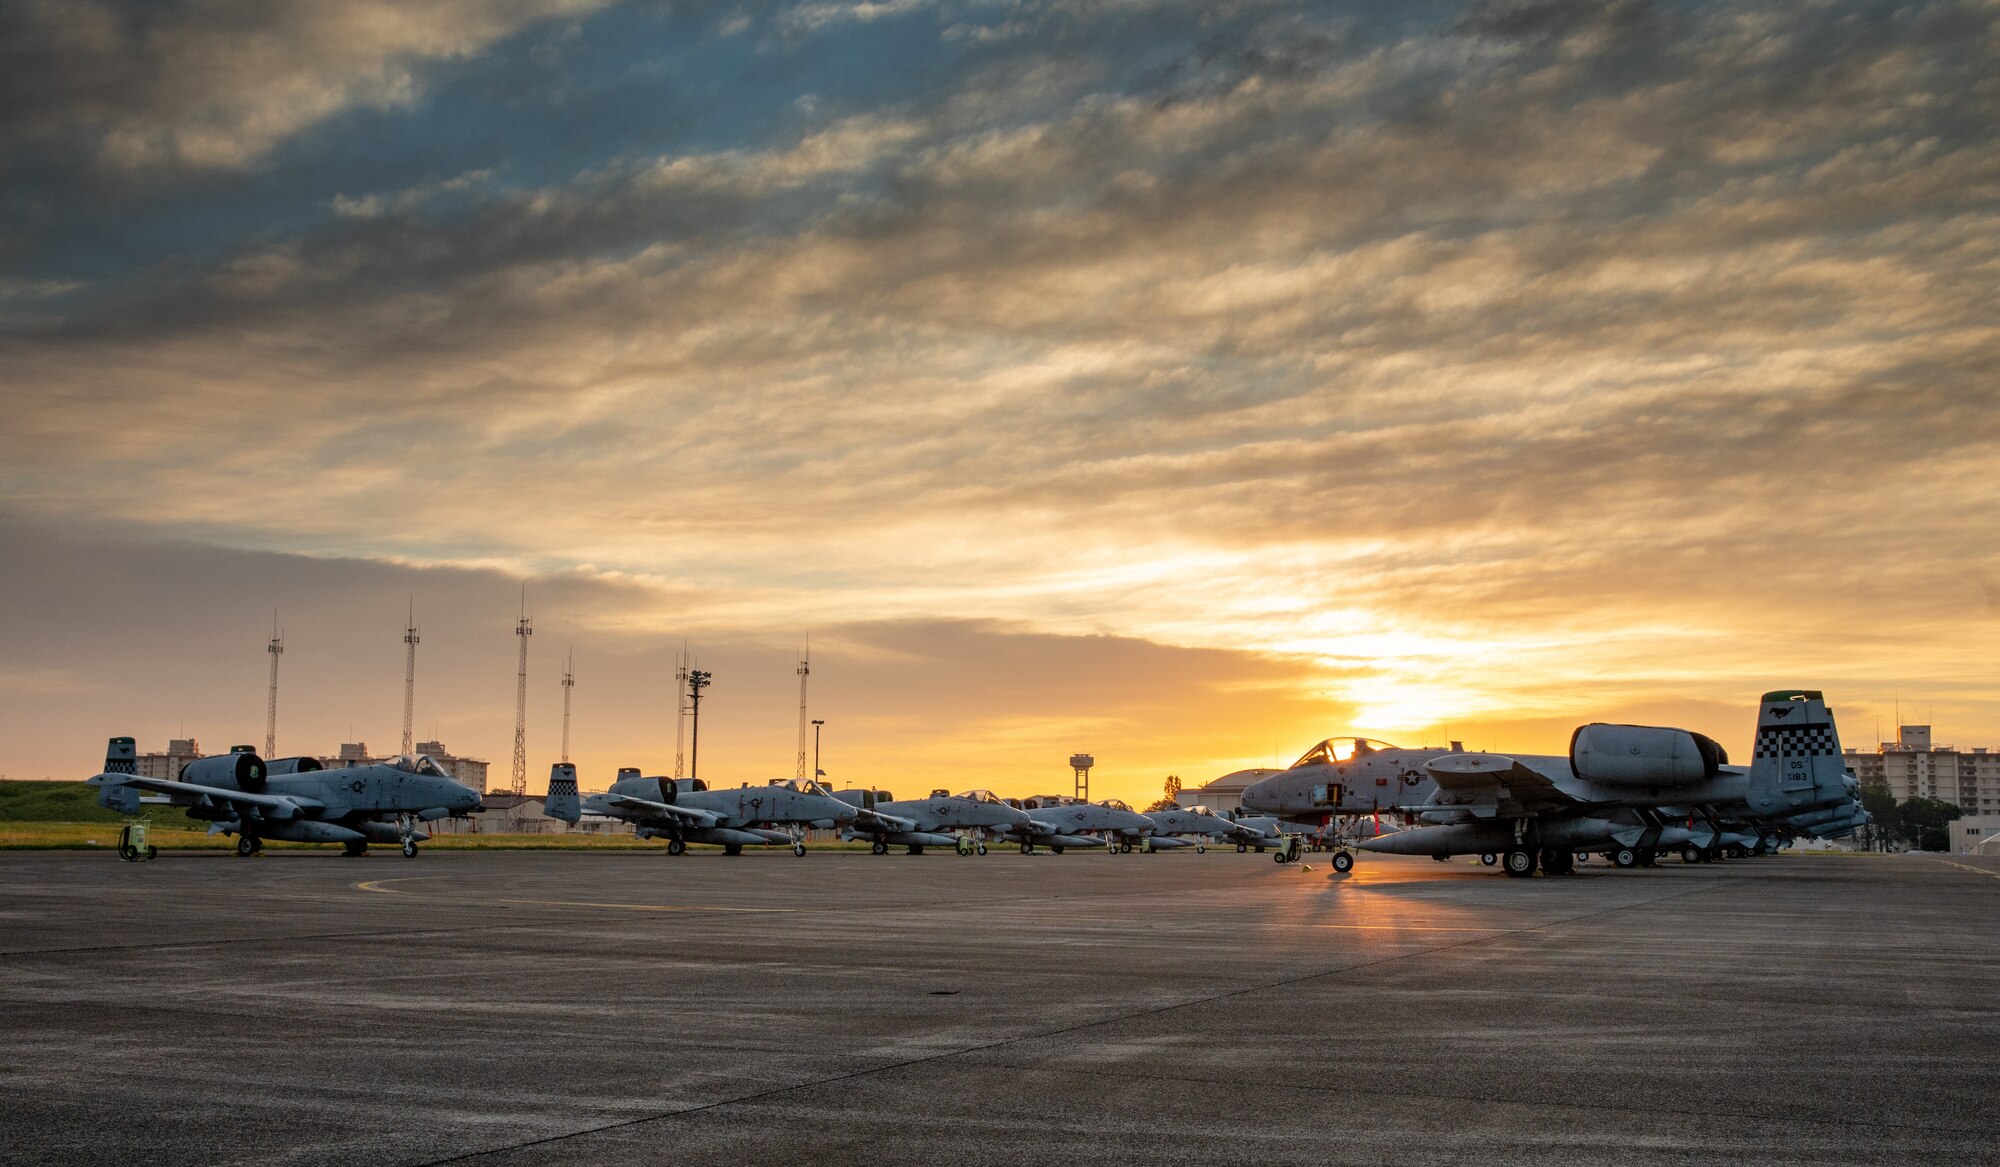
[1932,859,2000,882]
[354,878,426,895]
[495,897,797,914]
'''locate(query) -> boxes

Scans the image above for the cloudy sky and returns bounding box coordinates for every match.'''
[2,0,1995,800]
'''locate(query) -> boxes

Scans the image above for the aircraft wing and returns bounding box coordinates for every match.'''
[602,794,720,827]
[1422,754,1577,817]
[93,774,322,818]
[853,807,916,832]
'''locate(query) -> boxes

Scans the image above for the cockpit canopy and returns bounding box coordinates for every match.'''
[1289,737,1398,769]
[954,789,1003,804]
[1101,798,1132,811]
[388,755,450,778]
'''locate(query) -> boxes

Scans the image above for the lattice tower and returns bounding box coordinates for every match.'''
[265,614,284,758]
[512,591,532,796]
[794,649,811,782]
[402,599,420,757]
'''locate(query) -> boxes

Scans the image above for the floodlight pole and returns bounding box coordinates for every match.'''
[687,670,712,783]
[812,719,825,781]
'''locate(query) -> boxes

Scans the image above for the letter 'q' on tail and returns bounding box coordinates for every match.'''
[1746,690,1849,816]
[545,763,580,823]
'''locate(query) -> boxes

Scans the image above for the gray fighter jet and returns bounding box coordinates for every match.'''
[543,766,855,855]
[834,787,1032,855]
[1214,810,1287,853]
[1240,690,1854,876]
[1129,805,1239,853]
[989,795,1151,855]
[86,737,479,857]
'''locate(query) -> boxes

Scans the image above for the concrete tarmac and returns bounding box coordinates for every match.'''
[1,846,1996,1165]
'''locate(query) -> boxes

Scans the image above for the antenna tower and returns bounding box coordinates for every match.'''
[560,649,575,763]
[1070,753,1094,801]
[265,613,284,757]
[673,643,690,780]
[794,647,811,782]
[401,599,420,756]
[511,589,532,796]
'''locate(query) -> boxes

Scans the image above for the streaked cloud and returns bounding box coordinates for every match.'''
[0,0,612,171]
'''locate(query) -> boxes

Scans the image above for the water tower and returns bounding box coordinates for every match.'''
[1070,753,1094,801]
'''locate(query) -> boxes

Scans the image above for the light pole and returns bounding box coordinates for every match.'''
[687,670,712,783]
[811,719,825,782]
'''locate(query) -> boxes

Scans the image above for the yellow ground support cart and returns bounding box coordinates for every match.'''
[117,820,158,862]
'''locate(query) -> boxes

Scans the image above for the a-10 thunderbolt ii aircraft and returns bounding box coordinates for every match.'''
[1238,690,1858,877]
[86,737,480,857]
[987,795,1154,854]
[543,766,855,854]
[832,787,1032,854]
[1126,805,1239,853]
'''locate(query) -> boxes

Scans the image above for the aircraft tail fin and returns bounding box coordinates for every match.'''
[545,763,580,823]
[89,737,143,814]
[104,737,138,774]
[1745,690,1850,817]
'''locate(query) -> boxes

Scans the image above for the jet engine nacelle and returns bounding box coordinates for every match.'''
[1569,724,1723,787]
[180,752,268,792]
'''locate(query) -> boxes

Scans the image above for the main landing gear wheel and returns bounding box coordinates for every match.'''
[1432,854,1448,862]
[666,839,687,856]
[1479,852,1498,867]
[1680,845,1703,864]
[1502,848,1537,877]
[1118,842,1132,853]
[1612,847,1638,868]
[1236,843,1246,853]
[401,839,419,859]
[341,840,367,858]
[1540,848,1575,876]
[871,841,889,855]
[1021,843,1035,854]
[1050,845,1065,855]
[792,842,807,857]
[236,836,260,858]
[723,843,744,856]
[1331,850,1355,874]
[907,844,924,856]
[976,842,987,855]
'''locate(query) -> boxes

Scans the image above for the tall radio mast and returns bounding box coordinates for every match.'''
[265,612,283,758]
[401,599,420,757]
[560,649,575,763]
[511,588,532,796]
[673,642,690,780]
[794,646,811,782]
